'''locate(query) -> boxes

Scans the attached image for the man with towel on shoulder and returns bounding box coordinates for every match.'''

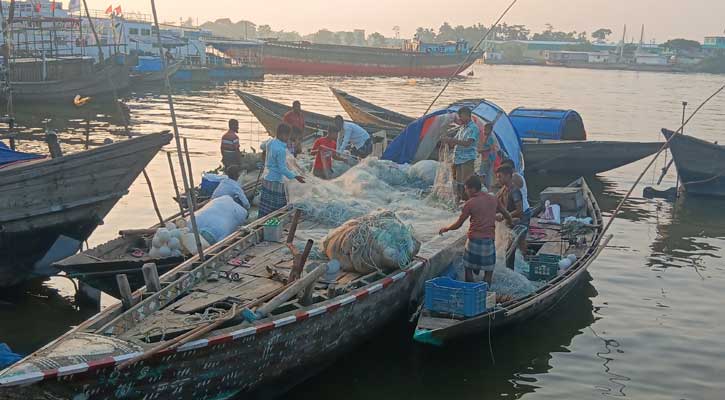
[440,107,479,202]
[258,124,306,218]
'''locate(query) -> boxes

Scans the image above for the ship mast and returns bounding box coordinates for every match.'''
[0,0,15,129]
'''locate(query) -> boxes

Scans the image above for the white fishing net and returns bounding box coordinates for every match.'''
[425,145,458,209]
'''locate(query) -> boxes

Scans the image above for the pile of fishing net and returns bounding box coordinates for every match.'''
[322,210,421,274]
[426,145,458,208]
[407,160,439,186]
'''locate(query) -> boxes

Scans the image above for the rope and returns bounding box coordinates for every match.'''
[422,0,519,116]
[601,83,725,237]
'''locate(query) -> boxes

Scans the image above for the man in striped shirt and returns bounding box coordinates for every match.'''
[221,119,241,169]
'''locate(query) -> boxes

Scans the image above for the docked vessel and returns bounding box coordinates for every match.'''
[661,128,725,197]
[263,39,481,78]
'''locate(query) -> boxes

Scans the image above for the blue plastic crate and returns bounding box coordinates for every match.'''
[424,277,489,317]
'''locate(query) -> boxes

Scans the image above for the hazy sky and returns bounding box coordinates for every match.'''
[86,0,725,42]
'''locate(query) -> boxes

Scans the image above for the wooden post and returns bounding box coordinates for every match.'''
[149,0,201,260]
[290,239,314,282]
[257,263,326,317]
[45,131,62,158]
[84,117,90,150]
[81,0,104,63]
[286,209,302,244]
[142,169,164,225]
[8,136,15,151]
[116,274,134,310]
[183,137,205,260]
[142,263,162,292]
[166,151,184,215]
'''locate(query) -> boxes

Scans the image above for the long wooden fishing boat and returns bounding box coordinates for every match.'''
[330,87,661,175]
[0,132,172,287]
[130,61,182,84]
[414,178,610,345]
[235,90,386,138]
[6,60,131,103]
[0,206,464,399]
[661,128,725,197]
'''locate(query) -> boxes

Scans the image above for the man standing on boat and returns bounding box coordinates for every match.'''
[440,107,479,202]
[478,122,498,190]
[282,101,305,156]
[258,124,306,217]
[439,175,511,284]
[333,115,372,160]
[221,119,241,169]
[496,163,530,255]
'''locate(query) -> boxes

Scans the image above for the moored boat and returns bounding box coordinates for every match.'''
[330,88,661,175]
[414,178,609,345]
[0,132,172,287]
[661,128,725,197]
[263,39,481,78]
[0,205,464,398]
[130,60,182,84]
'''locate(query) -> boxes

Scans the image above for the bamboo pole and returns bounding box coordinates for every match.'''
[142,169,164,225]
[0,0,15,118]
[149,0,204,260]
[81,0,104,63]
[166,151,184,215]
[183,137,205,260]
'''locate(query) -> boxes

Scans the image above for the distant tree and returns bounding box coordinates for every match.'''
[340,31,357,46]
[437,22,455,41]
[414,27,436,42]
[392,25,400,39]
[368,32,387,47]
[660,38,701,53]
[591,28,612,41]
[257,24,273,38]
[306,29,338,44]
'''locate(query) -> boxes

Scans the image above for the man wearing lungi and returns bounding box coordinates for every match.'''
[439,176,511,284]
[258,124,306,218]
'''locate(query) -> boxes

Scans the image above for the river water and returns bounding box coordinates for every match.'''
[2,65,725,400]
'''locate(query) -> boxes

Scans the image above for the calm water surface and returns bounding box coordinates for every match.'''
[1,65,724,400]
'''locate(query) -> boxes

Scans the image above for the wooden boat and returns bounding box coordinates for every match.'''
[661,129,725,197]
[414,178,609,345]
[0,132,172,287]
[0,207,464,398]
[235,90,388,139]
[330,88,662,175]
[130,61,182,84]
[6,61,130,104]
[54,176,266,298]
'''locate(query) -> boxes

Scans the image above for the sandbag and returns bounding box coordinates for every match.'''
[322,211,421,274]
[191,195,247,244]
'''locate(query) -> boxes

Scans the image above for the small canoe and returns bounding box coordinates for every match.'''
[0,207,464,398]
[661,129,725,197]
[329,88,661,175]
[0,132,172,287]
[129,61,182,84]
[414,178,608,345]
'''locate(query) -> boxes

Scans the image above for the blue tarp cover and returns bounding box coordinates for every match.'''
[0,343,21,369]
[0,142,43,166]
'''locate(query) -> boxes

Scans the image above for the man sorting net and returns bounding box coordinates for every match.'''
[439,176,511,284]
[439,107,479,202]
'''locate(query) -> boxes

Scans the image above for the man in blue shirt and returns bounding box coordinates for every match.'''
[258,124,306,217]
[440,107,480,202]
[334,115,372,159]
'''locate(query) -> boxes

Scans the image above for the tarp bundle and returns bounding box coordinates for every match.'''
[322,210,421,274]
[0,142,44,168]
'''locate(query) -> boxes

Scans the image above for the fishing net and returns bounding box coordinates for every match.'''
[426,145,457,208]
[322,210,421,274]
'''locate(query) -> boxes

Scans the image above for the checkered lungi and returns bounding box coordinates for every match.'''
[463,238,496,272]
[258,179,287,218]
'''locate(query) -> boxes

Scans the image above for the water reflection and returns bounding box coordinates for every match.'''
[287,278,597,400]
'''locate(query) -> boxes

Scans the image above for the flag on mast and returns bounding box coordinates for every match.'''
[114,5,122,16]
[105,5,113,14]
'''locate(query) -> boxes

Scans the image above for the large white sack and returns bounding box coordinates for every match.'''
[190,195,247,244]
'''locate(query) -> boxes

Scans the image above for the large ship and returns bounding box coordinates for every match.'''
[262,39,481,77]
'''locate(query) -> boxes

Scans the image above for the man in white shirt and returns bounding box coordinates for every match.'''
[212,165,251,212]
[333,115,372,159]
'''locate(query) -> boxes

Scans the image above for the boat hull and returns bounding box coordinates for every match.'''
[263,42,479,78]
[0,133,172,287]
[8,63,130,103]
[0,235,464,399]
[522,140,661,175]
[662,129,725,197]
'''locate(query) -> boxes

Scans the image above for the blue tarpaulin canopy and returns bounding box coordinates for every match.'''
[0,142,44,167]
[509,108,586,141]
